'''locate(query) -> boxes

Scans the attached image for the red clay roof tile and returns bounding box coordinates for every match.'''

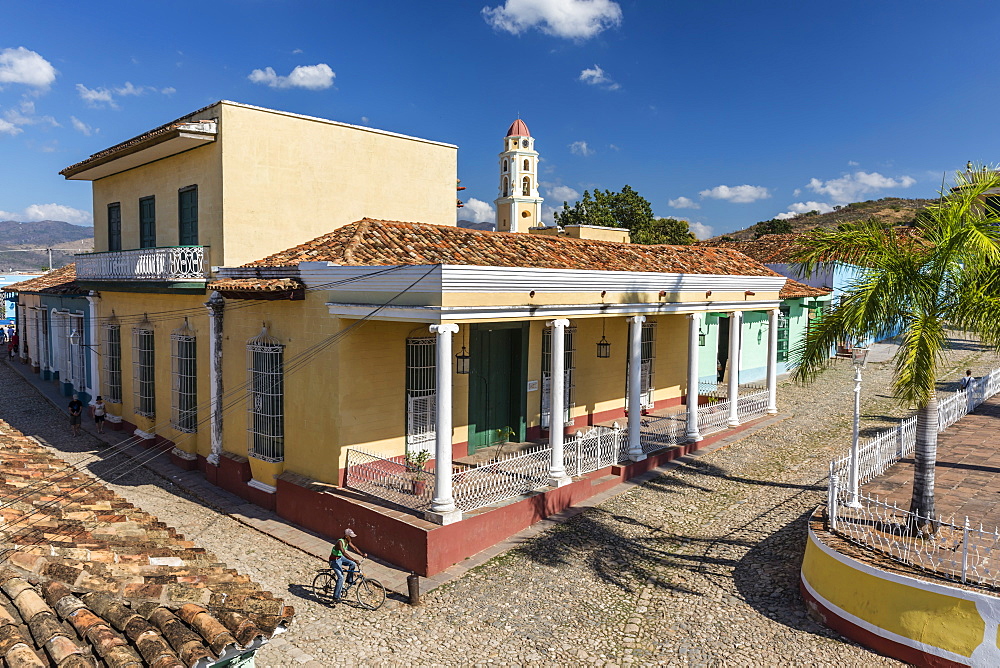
[780,278,832,300]
[238,219,781,277]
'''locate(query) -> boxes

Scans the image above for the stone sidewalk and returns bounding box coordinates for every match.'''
[5,356,784,597]
[864,393,1000,524]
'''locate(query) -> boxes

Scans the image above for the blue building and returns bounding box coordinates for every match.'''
[1,273,41,325]
[6,265,95,403]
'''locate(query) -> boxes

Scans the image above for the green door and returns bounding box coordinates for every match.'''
[468,323,527,453]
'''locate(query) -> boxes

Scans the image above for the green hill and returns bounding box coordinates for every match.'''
[0,220,93,272]
[708,197,936,242]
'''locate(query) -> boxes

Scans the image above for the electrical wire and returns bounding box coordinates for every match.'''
[0,265,439,541]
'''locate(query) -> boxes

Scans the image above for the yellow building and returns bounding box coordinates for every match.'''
[41,112,790,575]
[52,100,458,468]
[198,218,787,573]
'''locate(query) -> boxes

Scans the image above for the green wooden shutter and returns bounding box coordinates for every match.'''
[107,203,121,252]
[139,196,156,248]
[178,187,198,245]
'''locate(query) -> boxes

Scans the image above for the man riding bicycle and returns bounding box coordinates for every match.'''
[329,528,367,602]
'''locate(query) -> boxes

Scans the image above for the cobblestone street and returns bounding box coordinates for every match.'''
[2,336,997,666]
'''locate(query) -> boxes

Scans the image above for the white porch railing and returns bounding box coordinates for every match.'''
[698,398,731,435]
[829,476,1000,588]
[344,448,435,511]
[639,410,687,453]
[75,246,209,281]
[452,443,553,512]
[736,389,770,423]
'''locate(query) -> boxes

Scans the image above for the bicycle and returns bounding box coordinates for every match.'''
[313,559,386,610]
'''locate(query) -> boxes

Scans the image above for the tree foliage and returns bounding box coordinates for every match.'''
[791,168,1000,524]
[554,185,694,245]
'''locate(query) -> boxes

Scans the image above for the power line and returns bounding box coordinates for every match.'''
[0,265,438,536]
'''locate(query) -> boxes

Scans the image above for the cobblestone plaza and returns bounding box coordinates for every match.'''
[3,336,997,666]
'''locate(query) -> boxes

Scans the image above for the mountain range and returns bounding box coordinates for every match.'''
[0,220,94,272]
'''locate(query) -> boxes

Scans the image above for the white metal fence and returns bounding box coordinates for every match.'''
[344,448,436,511]
[737,389,770,423]
[829,475,1000,588]
[75,246,208,282]
[825,366,1000,590]
[346,384,777,514]
[831,367,1000,486]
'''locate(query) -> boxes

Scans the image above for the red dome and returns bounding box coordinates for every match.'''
[505,119,531,137]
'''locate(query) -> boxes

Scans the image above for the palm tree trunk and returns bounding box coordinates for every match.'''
[908,394,938,534]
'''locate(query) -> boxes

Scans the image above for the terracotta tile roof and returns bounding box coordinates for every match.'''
[206,277,304,294]
[4,265,85,295]
[780,278,832,300]
[0,420,292,666]
[696,234,806,264]
[240,219,781,277]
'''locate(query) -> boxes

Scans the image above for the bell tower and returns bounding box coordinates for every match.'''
[495,119,543,233]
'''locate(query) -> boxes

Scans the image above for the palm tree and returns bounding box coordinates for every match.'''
[792,167,1000,531]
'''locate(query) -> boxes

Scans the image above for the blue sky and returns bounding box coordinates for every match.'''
[2,1,999,238]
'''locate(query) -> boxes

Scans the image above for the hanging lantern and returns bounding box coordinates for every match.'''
[455,346,471,374]
[455,328,471,374]
[596,319,611,358]
[698,327,706,347]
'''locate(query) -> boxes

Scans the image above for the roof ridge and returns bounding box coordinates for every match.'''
[342,219,373,265]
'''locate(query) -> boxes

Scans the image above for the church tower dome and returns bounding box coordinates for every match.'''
[495,118,543,233]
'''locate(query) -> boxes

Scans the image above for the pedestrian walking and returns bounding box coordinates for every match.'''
[960,369,974,391]
[91,396,107,434]
[68,394,83,436]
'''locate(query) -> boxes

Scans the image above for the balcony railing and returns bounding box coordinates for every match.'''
[75,246,209,282]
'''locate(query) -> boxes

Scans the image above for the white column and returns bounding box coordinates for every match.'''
[727,312,742,427]
[547,319,572,487]
[686,313,702,442]
[627,315,647,461]
[16,304,26,360]
[86,293,101,401]
[426,323,462,525]
[766,309,779,415]
[205,292,225,467]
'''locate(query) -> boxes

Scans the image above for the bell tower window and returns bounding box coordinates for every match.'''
[502,177,509,197]
[523,159,530,171]
[503,159,508,172]
[522,177,530,196]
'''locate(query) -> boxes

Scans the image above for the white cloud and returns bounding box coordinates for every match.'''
[76,82,176,108]
[361,116,370,124]
[292,48,304,55]
[848,160,860,167]
[699,184,771,203]
[482,0,622,39]
[547,184,580,202]
[0,203,92,225]
[688,222,713,240]
[569,140,593,157]
[774,201,834,220]
[579,64,619,90]
[76,84,116,108]
[608,143,620,151]
[806,171,916,204]
[248,63,335,90]
[0,118,21,136]
[542,203,561,225]
[458,198,496,224]
[0,47,57,89]
[70,116,94,136]
[668,196,700,210]
[4,100,58,128]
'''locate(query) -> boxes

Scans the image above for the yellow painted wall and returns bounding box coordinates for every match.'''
[563,226,631,243]
[94,292,212,458]
[802,528,986,660]
[218,102,458,267]
[87,101,457,268]
[91,143,222,256]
